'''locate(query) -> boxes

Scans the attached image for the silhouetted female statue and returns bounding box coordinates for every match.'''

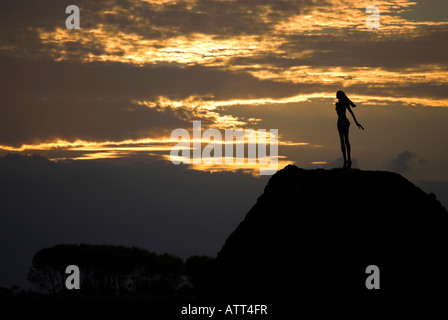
[335,90,364,169]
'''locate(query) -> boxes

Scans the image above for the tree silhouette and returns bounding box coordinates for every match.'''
[28,246,67,293]
[28,244,186,295]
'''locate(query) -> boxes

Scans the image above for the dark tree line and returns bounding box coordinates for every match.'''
[28,244,212,296]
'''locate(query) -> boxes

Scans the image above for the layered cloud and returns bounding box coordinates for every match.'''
[1,0,447,174]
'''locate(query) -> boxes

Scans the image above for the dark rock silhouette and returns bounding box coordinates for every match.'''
[203,165,448,313]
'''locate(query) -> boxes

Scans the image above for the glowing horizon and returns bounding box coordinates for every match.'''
[1,0,447,178]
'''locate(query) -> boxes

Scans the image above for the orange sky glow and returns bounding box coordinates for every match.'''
[0,0,447,177]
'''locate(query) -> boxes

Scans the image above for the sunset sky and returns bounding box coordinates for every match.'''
[1,0,448,177]
[1,0,448,288]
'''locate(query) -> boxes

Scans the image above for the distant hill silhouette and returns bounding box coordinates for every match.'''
[203,165,448,314]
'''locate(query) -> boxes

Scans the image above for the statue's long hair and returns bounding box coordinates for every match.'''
[337,90,356,108]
